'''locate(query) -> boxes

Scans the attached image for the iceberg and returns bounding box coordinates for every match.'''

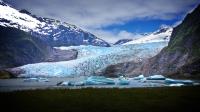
[169,83,184,87]
[146,75,166,80]
[57,81,85,86]
[68,81,85,86]
[117,76,130,85]
[85,76,115,85]
[23,77,49,82]
[23,78,38,82]
[133,75,145,80]
[37,78,49,82]
[165,78,193,85]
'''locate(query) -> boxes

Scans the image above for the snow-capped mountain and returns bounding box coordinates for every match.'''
[124,26,173,45]
[0,1,110,47]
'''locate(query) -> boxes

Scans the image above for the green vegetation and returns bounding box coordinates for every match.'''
[166,5,200,55]
[0,87,200,112]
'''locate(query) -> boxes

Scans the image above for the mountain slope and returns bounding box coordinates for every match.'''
[103,5,200,79]
[0,26,78,69]
[0,2,110,47]
[0,26,51,69]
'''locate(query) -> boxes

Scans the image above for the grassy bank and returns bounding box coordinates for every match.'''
[0,87,200,112]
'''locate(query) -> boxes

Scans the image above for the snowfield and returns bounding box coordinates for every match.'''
[17,42,168,77]
[124,26,172,45]
[0,3,46,33]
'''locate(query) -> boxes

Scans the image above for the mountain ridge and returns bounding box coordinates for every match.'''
[0,1,110,47]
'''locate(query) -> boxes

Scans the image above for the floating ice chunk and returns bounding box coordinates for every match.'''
[68,81,85,86]
[133,75,145,80]
[165,78,193,85]
[169,83,184,87]
[147,75,166,80]
[193,83,200,86]
[23,77,49,82]
[85,76,115,85]
[37,78,49,82]
[117,76,130,85]
[23,78,38,82]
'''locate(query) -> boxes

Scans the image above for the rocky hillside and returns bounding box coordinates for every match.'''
[0,26,51,69]
[103,5,200,79]
[142,4,200,78]
[0,26,78,69]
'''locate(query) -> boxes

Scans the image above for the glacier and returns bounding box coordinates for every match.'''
[15,41,168,77]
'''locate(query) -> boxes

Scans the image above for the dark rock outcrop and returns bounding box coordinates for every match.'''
[114,39,132,45]
[45,49,78,62]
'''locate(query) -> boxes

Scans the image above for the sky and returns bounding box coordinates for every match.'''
[3,0,200,43]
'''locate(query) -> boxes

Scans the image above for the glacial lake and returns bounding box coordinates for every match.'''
[0,76,199,92]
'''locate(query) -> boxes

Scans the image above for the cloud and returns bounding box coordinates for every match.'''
[88,29,142,43]
[4,0,199,28]
[3,0,200,42]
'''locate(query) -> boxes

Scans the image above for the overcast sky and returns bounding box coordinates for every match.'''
[3,0,200,43]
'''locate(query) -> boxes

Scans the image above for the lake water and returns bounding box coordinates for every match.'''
[0,76,199,92]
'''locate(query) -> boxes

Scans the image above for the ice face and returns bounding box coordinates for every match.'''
[17,41,168,77]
